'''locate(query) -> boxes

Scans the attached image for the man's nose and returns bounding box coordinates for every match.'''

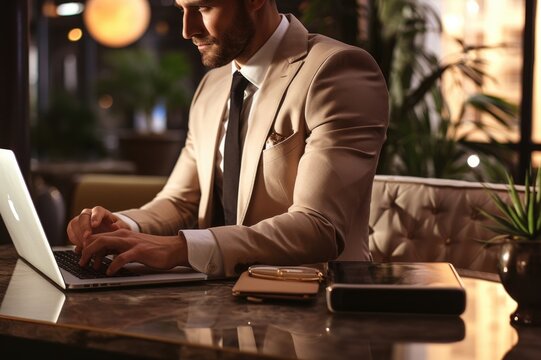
[182,9,203,39]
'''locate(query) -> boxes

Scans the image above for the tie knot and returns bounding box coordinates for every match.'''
[231,71,250,95]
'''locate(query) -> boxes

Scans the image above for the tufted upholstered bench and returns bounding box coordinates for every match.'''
[369,175,519,274]
[70,174,516,274]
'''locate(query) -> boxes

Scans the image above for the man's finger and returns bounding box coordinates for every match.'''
[92,253,105,271]
[79,234,108,266]
[77,209,94,238]
[67,217,88,246]
[89,207,106,228]
[107,249,137,275]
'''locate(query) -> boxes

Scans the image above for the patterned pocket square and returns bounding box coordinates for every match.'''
[265,131,287,149]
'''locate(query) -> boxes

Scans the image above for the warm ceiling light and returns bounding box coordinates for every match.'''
[68,28,83,42]
[57,2,84,16]
[83,0,151,48]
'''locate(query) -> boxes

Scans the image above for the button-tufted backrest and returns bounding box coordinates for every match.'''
[369,175,519,273]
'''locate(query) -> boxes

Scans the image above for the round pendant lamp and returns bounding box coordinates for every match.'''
[83,0,151,48]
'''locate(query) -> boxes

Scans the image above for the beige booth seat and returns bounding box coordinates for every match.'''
[71,174,167,218]
[71,174,513,273]
[369,175,515,273]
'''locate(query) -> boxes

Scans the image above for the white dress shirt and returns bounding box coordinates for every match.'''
[118,15,290,277]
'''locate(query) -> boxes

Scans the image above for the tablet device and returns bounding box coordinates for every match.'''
[326,261,466,315]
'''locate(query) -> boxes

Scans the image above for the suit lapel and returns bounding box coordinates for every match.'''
[199,68,230,227]
[237,16,309,223]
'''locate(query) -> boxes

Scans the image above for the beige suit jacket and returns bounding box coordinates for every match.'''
[123,15,389,277]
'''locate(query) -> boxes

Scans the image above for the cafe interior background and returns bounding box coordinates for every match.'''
[0,0,536,245]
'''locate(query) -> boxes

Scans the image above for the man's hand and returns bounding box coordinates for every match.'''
[67,206,129,252]
[78,230,189,275]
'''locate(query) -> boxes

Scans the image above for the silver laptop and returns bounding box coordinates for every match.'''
[0,148,207,290]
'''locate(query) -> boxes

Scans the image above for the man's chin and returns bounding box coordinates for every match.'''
[201,57,218,69]
[201,54,230,69]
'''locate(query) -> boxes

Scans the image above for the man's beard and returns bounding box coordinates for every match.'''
[194,11,255,68]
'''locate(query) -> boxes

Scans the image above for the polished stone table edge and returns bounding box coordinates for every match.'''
[0,314,281,360]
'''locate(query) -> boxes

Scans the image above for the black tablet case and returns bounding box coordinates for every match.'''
[326,261,466,315]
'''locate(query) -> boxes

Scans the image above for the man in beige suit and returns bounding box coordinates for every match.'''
[68,0,388,278]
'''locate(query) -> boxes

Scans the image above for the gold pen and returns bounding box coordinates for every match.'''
[248,265,324,282]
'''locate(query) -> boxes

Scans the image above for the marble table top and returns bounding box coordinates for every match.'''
[0,244,538,359]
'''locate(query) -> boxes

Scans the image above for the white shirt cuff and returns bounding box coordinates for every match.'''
[115,213,140,232]
[181,229,224,277]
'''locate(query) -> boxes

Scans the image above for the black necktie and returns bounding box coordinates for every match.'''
[223,71,250,225]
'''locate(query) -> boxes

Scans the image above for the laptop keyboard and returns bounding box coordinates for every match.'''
[54,250,139,279]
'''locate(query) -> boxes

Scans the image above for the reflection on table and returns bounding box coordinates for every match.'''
[0,260,65,322]
[0,245,533,360]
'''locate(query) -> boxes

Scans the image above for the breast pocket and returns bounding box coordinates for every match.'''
[261,132,305,204]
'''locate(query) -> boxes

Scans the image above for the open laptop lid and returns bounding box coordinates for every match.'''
[0,148,207,290]
[0,149,67,289]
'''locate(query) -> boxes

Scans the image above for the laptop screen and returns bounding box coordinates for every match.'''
[0,149,67,288]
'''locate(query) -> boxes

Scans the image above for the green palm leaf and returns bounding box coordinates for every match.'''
[480,169,541,242]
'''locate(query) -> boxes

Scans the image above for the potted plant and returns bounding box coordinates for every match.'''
[300,0,519,180]
[97,48,193,175]
[97,48,192,133]
[32,91,105,160]
[480,169,541,326]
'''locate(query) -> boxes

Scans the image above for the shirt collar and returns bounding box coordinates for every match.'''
[232,15,289,89]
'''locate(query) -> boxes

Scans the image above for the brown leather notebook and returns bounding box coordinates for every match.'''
[232,271,320,302]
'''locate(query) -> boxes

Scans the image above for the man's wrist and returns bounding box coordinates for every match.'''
[177,232,189,266]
